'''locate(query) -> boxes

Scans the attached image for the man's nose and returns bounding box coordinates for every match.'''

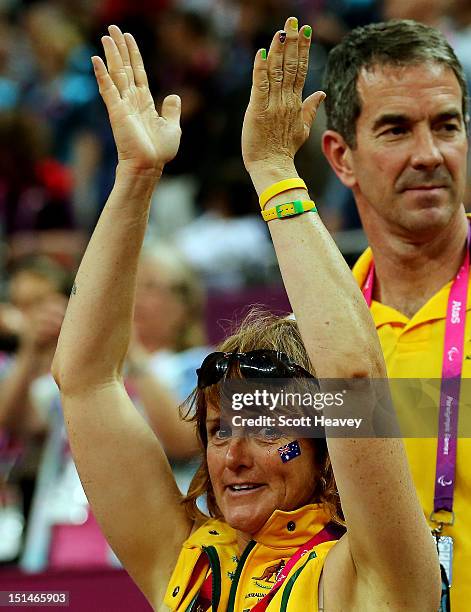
[224,436,254,470]
[410,127,444,170]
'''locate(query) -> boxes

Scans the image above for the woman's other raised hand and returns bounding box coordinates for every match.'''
[242,17,325,178]
[92,26,182,178]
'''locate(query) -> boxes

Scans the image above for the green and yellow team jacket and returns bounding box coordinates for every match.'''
[164,503,338,611]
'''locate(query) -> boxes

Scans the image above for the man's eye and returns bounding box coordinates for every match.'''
[384,126,407,136]
[439,123,459,132]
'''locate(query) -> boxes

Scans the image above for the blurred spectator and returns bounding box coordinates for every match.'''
[19,3,110,230]
[145,9,223,237]
[21,3,97,161]
[450,0,471,87]
[94,0,169,54]
[0,14,31,111]
[2,245,202,567]
[0,256,70,563]
[381,0,470,87]
[382,0,449,27]
[0,302,22,353]
[97,0,170,26]
[450,0,471,209]
[212,0,294,173]
[0,248,206,569]
[129,242,211,491]
[1,0,378,237]
[304,0,381,49]
[175,174,277,288]
[0,111,74,239]
[134,243,206,356]
[0,256,70,440]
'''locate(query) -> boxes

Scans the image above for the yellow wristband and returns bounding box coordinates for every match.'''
[262,200,317,221]
[259,178,307,210]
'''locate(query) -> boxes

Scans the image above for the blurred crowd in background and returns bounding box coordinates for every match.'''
[0,0,470,575]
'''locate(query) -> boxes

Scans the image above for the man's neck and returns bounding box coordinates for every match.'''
[365,211,469,319]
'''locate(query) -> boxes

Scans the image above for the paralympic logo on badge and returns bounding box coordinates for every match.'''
[437,475,453,487]
[447,346,459,362]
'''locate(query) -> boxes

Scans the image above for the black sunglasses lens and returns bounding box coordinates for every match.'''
[197,350,314,389]
[239,351,286,378]
[241,351,314,379]
[197,352,230,388]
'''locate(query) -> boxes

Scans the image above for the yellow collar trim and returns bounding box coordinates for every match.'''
[183,504,332,550]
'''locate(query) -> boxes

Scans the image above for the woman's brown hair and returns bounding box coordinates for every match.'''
[181,308,343,525]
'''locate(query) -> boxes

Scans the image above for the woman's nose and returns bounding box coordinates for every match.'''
[224,435,254,470]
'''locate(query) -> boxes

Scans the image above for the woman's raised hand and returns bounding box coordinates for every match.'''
[92,26,181,177]
[242,17,325,175]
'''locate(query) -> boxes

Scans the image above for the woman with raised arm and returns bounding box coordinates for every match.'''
[52,19,440,611]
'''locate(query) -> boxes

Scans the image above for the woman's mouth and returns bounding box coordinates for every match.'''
[227,483,265,494]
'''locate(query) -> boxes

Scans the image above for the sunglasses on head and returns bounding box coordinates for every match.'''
[196,349,315,389]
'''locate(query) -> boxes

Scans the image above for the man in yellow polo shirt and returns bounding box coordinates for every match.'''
[321,19,470,610]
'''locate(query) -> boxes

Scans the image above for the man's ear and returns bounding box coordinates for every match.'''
[322,130,356,188]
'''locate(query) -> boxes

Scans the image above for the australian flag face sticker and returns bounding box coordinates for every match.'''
[277,440,301,463]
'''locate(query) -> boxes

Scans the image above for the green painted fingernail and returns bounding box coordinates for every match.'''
[261,48,267,60]
[304,26,312,38]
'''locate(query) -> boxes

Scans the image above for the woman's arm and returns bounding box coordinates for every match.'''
[52,26,192,605]
[242,18,440,610]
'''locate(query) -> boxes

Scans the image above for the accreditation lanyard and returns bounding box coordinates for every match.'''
[194,522,344,612]
[361,225,470,518]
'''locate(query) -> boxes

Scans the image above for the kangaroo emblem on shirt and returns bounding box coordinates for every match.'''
[253,560,286,583]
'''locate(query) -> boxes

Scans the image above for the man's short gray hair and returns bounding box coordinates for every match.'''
[323,19,469,148]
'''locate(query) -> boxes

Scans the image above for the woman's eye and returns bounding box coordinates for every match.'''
[258,426,283,440]
[214,427,232,440]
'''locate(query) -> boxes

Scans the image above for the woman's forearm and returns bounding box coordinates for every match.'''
[249,163,385,380]
[53,167,159,394]
[248,165,438,608]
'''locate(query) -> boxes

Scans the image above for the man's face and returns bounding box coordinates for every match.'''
[348,62,468,235]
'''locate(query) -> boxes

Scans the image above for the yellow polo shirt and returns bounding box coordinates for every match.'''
[164,504,337,611]
[353,247,471,612]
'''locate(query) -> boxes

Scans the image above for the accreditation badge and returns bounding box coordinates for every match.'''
[436,536,453,586]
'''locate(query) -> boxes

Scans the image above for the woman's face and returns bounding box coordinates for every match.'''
[206,406,318,535]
